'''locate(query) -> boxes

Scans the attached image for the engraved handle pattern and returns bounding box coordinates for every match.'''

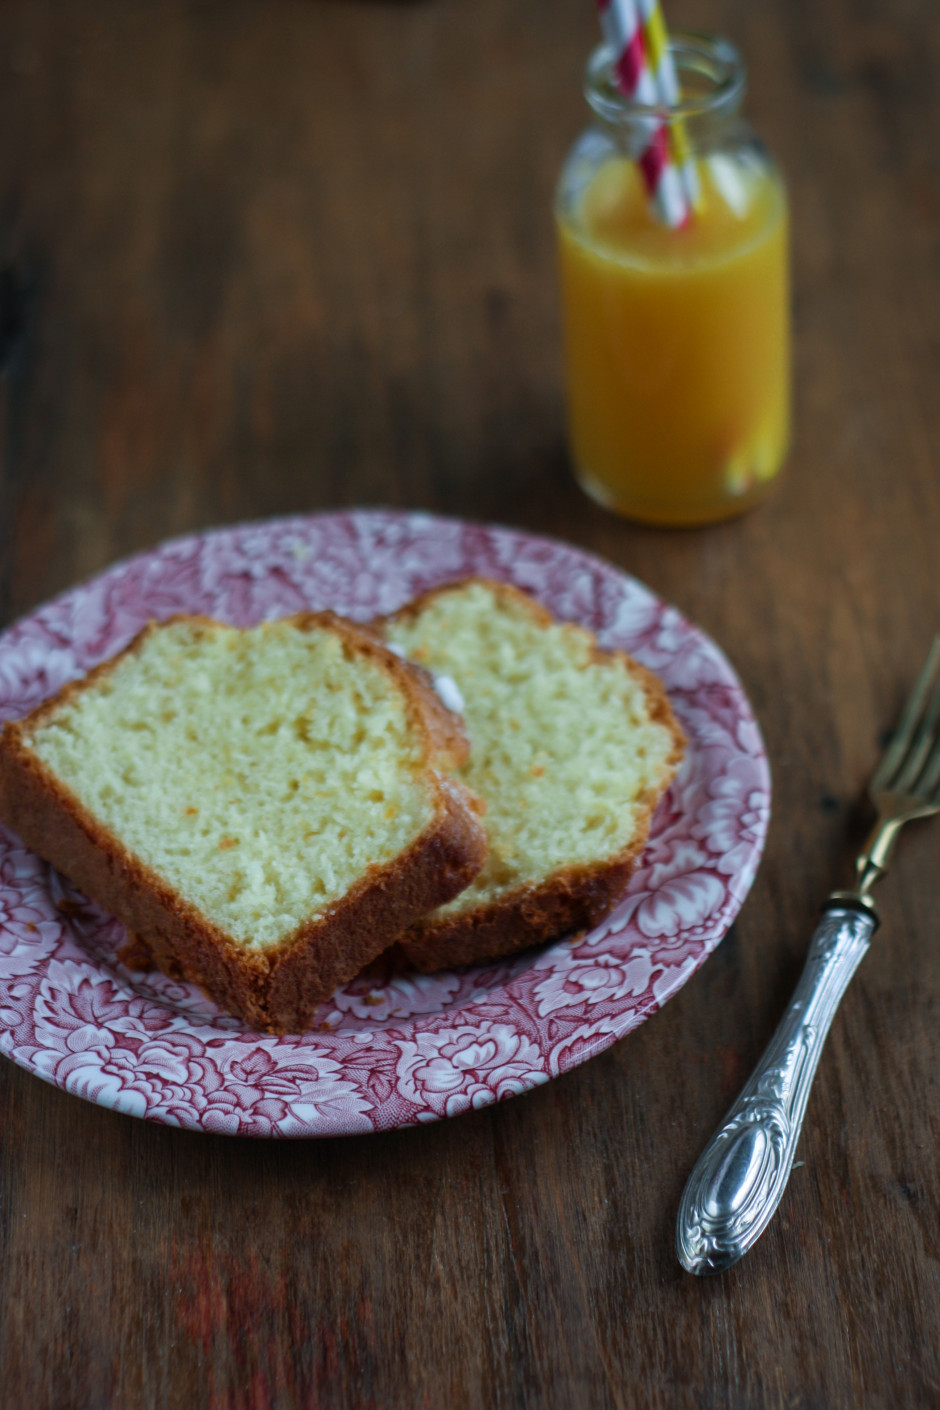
[676,903,877,1275]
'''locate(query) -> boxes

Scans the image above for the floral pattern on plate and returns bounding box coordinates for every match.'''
[0,510,769,1136]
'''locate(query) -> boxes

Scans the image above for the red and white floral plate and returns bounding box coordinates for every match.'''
[0,511,769,1137]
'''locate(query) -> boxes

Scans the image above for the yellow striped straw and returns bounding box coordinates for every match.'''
[635,0,702,212]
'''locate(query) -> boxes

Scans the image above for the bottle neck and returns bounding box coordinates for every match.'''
[584,33,747,159]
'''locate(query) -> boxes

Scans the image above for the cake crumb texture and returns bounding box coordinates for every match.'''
[27,618,436,947]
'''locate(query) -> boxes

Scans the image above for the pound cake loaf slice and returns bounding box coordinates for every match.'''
[0,613,487,1031]
[376,579,685,970]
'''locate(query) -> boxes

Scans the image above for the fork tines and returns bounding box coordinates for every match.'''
[870,637,940,800]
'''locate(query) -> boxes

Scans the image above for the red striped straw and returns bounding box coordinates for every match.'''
[595,0,690,228]
[633,0,701,210]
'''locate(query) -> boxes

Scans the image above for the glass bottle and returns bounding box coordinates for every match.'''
[555,34,790,526]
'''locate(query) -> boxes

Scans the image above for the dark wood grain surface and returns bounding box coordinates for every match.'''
[2,1,940,1406]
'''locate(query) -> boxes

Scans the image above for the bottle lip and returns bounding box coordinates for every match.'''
[585,31,746,125]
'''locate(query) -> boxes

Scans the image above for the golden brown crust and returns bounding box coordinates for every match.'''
[375,577,686,971]
[377,577,558,635]
[0,612,488,1032]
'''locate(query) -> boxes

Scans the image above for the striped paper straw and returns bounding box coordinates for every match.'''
[633,0,701,209]
[595,0,691,227]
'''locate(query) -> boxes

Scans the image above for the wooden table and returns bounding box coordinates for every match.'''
[2,1,939,1405]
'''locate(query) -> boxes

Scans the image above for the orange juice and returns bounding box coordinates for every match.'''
[557,139,789,525]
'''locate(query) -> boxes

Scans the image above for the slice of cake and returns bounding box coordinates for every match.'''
[377,579,685,970]
[0,613,487,1031]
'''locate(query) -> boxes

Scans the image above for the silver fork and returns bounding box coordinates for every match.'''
[676,639,940,1275]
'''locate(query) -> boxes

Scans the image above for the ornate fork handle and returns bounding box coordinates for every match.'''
[676,901,877,1275]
